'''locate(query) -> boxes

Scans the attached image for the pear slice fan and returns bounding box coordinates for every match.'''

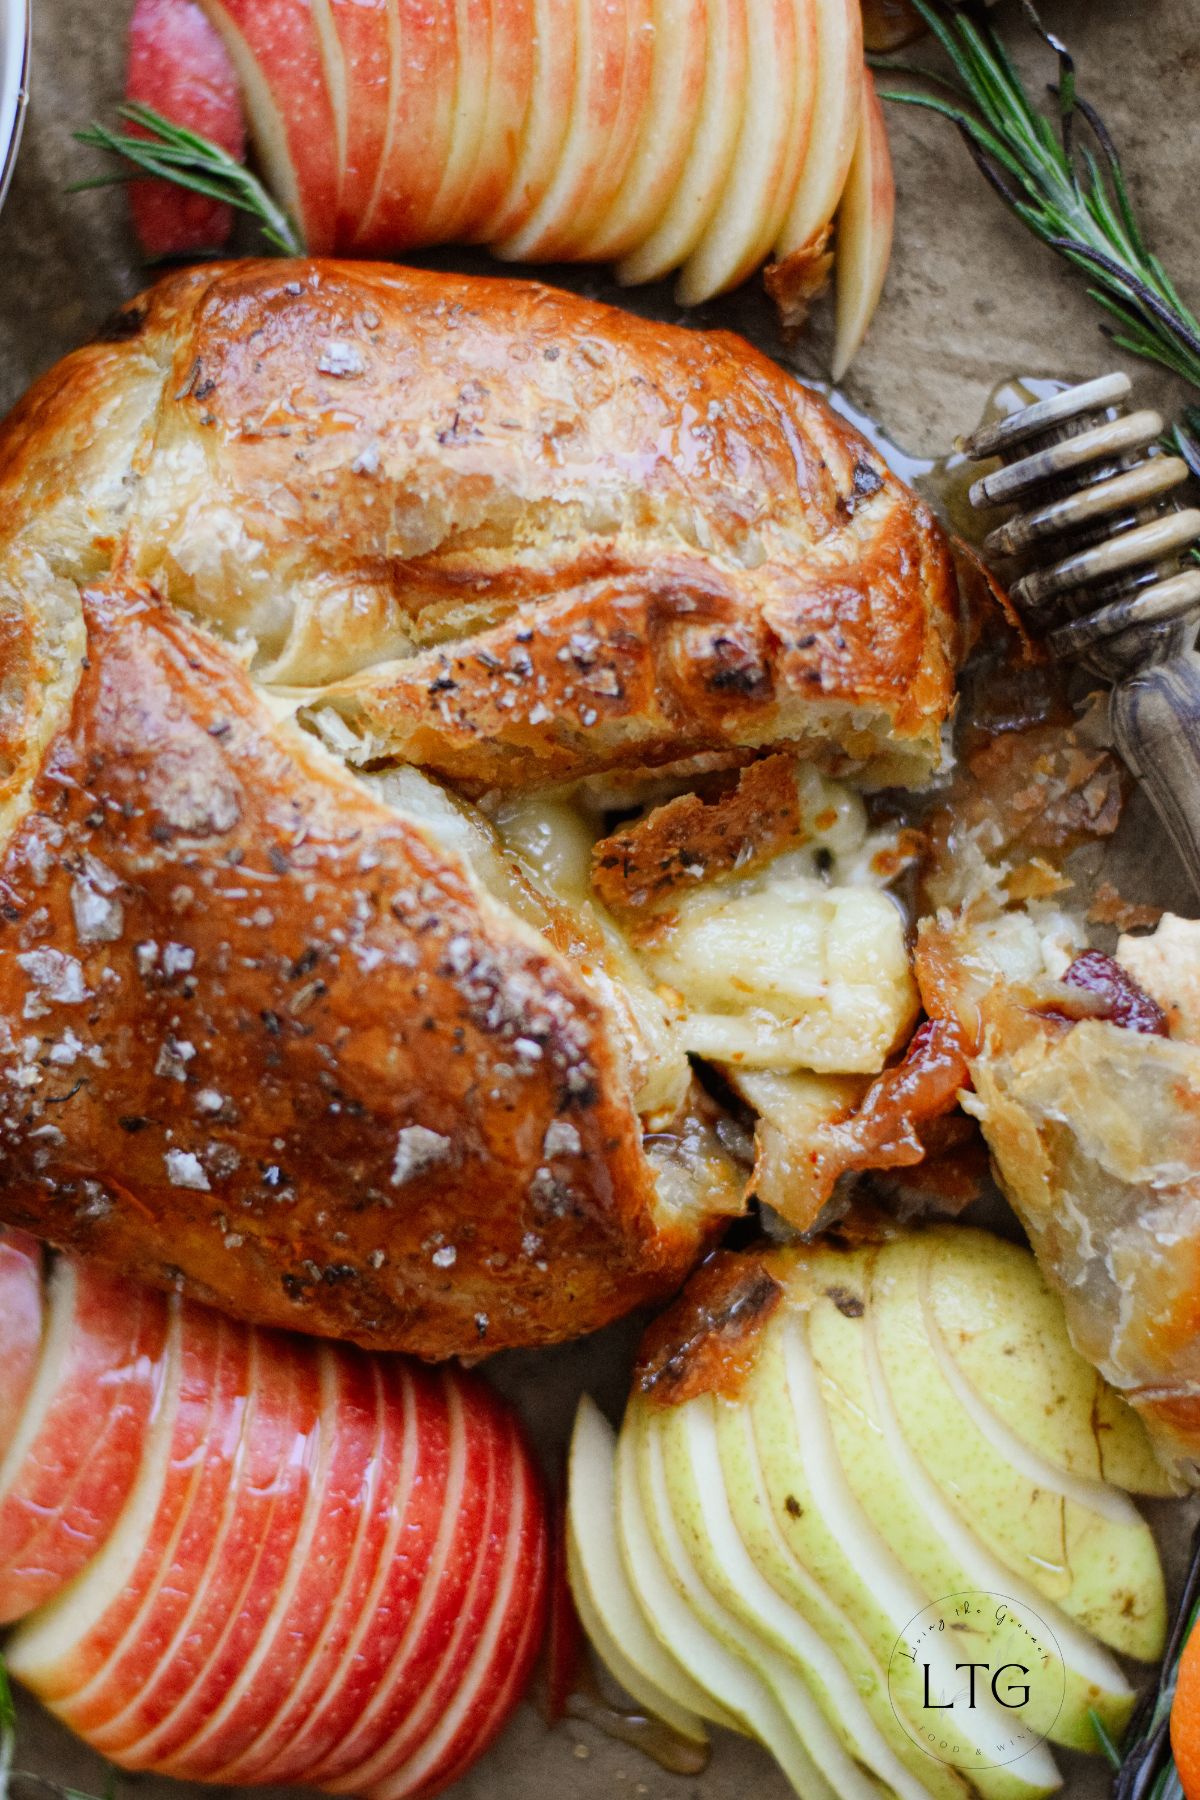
[568,1225,1174,1800]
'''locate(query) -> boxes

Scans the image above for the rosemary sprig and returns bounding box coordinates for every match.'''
[875,0,1200,477]
[72,103,305,257]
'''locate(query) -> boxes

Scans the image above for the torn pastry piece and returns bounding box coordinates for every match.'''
[920,905,1200,1486]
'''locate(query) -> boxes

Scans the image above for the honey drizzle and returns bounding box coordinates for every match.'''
[564,1660,711,1778]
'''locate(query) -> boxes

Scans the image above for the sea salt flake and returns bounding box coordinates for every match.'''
[392,1125,453,1185]
[155,1037,196,1081]
[48,1029,85,1067]
[71,857,124,943]
[16,949,87,1004]
[543,1119,581,1158]
[165,1149,210,1191]
[317,340,365,378]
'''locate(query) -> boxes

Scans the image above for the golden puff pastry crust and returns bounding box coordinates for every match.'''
[0,261,961,1357]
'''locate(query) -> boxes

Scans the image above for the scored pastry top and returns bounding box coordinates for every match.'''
[0,260,961,1358]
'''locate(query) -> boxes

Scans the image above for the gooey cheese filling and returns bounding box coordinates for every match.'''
[310,708,916,1152]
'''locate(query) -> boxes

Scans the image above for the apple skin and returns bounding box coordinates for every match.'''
[351,0,459,251]
[831,70,894,379]
[33,1302,249,1732]
[481,0,578,243]
[0,1229,43,1461]
[492,0,656,261]
[675,0,812,303]
[0,1260,172,1627]
[199,0,341,250]
[218,1360,453,1787]
[453,0,536,241]
[3,1260,549,1800]
[316,0,392,240]
[580,0,709,261]
[132,0,896,338]
[126,0,248,257]
[776,0,862,262]
[615,0,749,286]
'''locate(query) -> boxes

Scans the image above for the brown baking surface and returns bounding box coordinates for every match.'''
[2,2,1199,1795]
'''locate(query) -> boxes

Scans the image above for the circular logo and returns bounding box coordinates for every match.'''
[887,1592,1065,1769]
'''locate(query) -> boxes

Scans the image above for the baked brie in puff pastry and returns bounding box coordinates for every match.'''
[0,260,958,1358]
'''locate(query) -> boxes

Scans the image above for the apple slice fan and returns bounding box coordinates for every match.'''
[77,0,893,376]
[0,1232,548,1800]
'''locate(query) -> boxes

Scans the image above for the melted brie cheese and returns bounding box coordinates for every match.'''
[645,879,918,1073]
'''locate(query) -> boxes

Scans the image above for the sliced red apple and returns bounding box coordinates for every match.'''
[239,1360,449,1785]
[352,1411,508,1793]
[34,1304,249,1728]
[2,1277,548,1799]
[492,0,655,261]
[317,1376,502,1788]
[354,0,460,251]
[56,1326,309,1754]
[614,0,748,286]
[322,0,392,242]
[0,1231,43,1462]
[152,1343,351,1777]
[223,1357,437,1785]
[119,1334,322,1768]
[199,0,340,251]
[676,0,809,302]
[831,69,895,378]
[207,1348,389,1783]
[372,1411,547,1800]
[6,1300,185,1684]
[482,0,577,243]
[453,0,535,240]
[581,0,709,262]
[429,1478,549,1793]
[774,0,862,262]
[0,1266,171,1626]
[420,0,495,241]
[126,0,247,258]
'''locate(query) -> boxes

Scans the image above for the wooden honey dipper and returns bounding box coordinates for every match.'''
[966,372,1200,893]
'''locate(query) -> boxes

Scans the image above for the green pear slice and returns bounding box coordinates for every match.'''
[613,1421,745,1736]
[749,1307,1061,1800]
[654,1391,946,1800]
[870,1233,1165,1661]
[711,1389,975,1800]
[802,1247,1134,1751]
[627,1404,842,1800]
[919,1228,1173,1498]
[566,1397,711,1743]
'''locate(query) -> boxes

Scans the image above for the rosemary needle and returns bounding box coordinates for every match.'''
[72,103,305,258]
[875,0,1200,476]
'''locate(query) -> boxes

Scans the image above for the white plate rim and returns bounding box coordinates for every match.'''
[0,0,30,218]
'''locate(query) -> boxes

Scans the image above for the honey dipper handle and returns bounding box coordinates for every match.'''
[1110,652,1200,898]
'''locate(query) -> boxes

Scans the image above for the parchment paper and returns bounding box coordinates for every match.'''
[1,3,1198,1796]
